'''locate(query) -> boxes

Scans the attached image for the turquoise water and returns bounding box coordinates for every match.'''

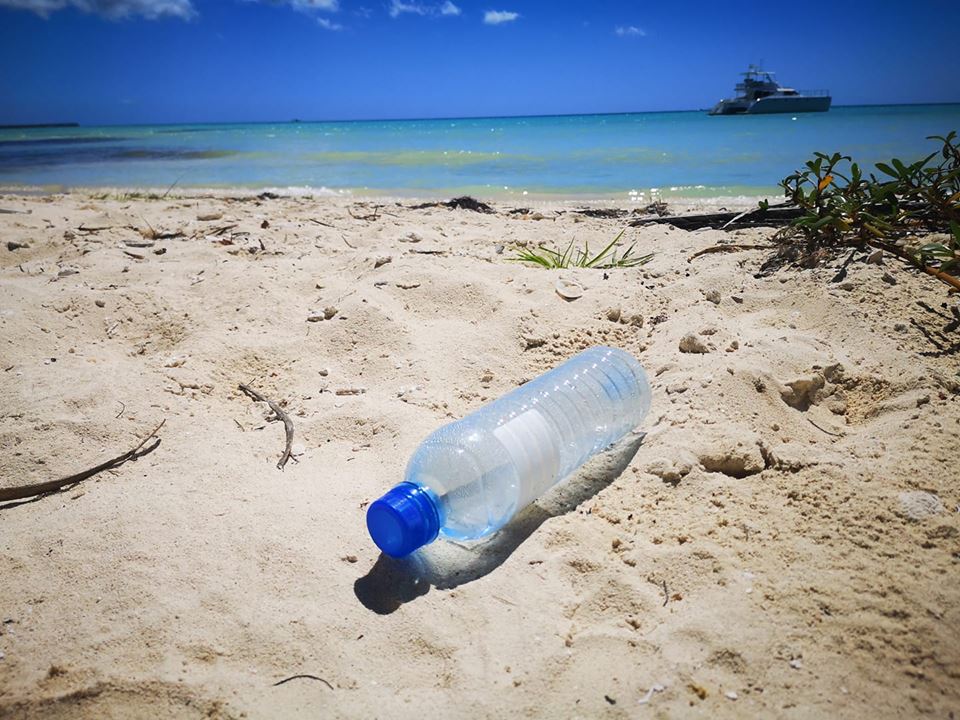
[1,104,958,198]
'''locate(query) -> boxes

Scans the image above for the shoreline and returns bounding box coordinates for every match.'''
[0,184,780,208]
[3,101,958,130]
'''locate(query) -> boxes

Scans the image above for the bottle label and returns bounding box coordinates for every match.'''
[494,408,561,508]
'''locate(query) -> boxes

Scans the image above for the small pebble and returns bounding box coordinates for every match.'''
[555,277,583,301]
[95,299,106,308]
[374,255,392,269]
[899,491,943,520]
[703,289,721,304]
[725,691,738,701]
[307,307,338,322]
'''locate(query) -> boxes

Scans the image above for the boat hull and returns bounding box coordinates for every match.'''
[709,95,831,116]
[748,96,831,114]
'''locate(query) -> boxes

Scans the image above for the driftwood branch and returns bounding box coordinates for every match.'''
[0,420,165,504]
[239,383,295,470]
[631,204,804,231]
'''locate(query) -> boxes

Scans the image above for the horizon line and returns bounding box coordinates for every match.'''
[3,101,959,130]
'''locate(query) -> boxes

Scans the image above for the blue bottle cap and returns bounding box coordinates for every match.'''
[366,482,441,558]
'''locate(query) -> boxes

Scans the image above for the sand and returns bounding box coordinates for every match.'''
[0,191,958,718]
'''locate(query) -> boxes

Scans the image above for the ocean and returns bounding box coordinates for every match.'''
[1,104,958,199]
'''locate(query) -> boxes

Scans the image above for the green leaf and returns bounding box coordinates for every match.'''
[875,162,898,178]
[917,243,954,260]
[809,215,838,230]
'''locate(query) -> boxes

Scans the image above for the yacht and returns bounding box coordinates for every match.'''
[709,66,831,115]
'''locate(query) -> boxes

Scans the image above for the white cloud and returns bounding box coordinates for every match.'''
[388,0,459,18]
[615,25,646,37]
[316,15,342,28]
[388,0,424,16]
[260,0,339,12]
[290,0,337,9]
[483,9,517,25]
[0,0,195,19]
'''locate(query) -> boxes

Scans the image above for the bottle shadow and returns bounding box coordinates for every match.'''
[354,431,645,614]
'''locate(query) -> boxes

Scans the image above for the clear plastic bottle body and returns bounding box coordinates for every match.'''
[404,346,650,542]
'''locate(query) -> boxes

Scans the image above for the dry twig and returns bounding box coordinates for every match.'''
[0,420,165,504]
[807,417,845,437]
[688,244,776,262]
[869,239,960,293]
[239,383,295,470]
[273,675,333,689]
[347,205,381,222]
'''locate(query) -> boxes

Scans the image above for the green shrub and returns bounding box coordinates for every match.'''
[775,132,960,289]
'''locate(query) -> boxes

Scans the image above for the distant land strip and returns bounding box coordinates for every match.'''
[0,123,79,129]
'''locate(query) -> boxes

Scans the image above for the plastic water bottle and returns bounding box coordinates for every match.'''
[366,346,651,557]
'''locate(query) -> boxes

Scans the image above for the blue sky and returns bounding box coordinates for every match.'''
[1,0,958,125]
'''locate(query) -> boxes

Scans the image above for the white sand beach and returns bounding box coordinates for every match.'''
[1,192,958,718]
